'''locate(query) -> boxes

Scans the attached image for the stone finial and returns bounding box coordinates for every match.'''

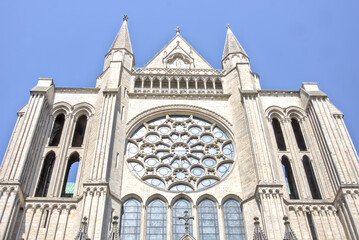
[283,216,298,240]
[253,217,268,240]
[107,216,121,240]
[123,14,128,21]
[176,26,181,34]
[74,217,89,240]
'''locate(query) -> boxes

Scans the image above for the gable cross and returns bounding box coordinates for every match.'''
[179,211,194,234]
[123,15,128,21]
[176,26,181,34]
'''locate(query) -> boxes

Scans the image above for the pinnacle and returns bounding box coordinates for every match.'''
[108,15,133,54]
[222,25,248,60]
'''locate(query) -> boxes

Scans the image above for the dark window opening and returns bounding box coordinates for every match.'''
[162,79,169,89]
[282,156,299,199]
[153,79,160,89]
[61,152,80,198]
[291,118,307,151]
[35,151,56,197]
[179,80,186,89]
[272,118,286,151]
[71,115,88,147]
[49,114,65,146]
[188,80,195,89]
[306,212,318,240]
[207,81,214,89]
[215,80,222,90]
[303,156,322,199]
[197,80,205,89]
[134,78,142,88]
[170,80,177,89]
[143,79,151,89]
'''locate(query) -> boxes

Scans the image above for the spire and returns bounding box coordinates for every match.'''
[253,217,268,240]
[222,24,248,60]
[283,217,298,240]
[108,14,133,54]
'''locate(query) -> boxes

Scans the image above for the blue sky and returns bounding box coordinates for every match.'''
[0,0,358,162]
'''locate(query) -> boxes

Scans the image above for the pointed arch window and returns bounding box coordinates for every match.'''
[291,118,307,151]
[198,199,220,240]
[281,156,299,199]
[153,78,160,89]
[272,118,286,151]
[188,79,195,90]
[146,199,167,240]
[134,78,142,89]
[306,212,318,240]
[61,152,80,197]
[172,198,193,240]
[223,199,246,240]
[71,115,88,147]
[207,80,214,90]
[144,79,151,89]
[120,198,141,240]
[35,151,56,197]
[215,80,222,91]
[303,156,321,199]
[49,114,65,146]
[162,79,169,90]
[197,80,205,89]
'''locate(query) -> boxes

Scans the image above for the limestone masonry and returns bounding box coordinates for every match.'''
[0,17,358,240]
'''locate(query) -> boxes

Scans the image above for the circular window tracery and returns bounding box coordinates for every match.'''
[126,115,235,192]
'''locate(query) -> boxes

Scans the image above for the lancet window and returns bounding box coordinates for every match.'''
[35,151,56,197]
[61,152,80,197]
[120,198,141,240]
[303,156,321,199]
[306,212,318,240]
[198,199,220,240]
[71,115,88,147]
[281,156,299,199]
[223,199,246,240]
[291,118,307,151]
[146,199,167,240]
[272,118,286,151]
[172,198,193,240]
[49,114,65,146]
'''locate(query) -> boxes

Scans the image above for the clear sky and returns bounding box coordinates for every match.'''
[0,0,358,162]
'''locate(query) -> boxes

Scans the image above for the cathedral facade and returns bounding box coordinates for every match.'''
[0,17,358,240]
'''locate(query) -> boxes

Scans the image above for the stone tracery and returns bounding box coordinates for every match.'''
[126,115,235,192]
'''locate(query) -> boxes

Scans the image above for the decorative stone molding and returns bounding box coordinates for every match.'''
[132,67,225,76]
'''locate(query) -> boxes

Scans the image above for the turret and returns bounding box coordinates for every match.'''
[222,25,260,90]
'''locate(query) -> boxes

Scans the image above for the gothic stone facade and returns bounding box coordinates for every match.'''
[0,18,358,240]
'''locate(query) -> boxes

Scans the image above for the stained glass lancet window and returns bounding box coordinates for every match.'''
[120,198,141,240]
[172,198,193,240]
[146,199,167,240]
[223,199,246,240]
[198,199,220,240]
[126,115,235,192]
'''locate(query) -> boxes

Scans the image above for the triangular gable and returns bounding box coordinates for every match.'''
[179,233,196,240]
[144,34,213,69]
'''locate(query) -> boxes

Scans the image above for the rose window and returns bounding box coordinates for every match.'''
[126,115,235,192]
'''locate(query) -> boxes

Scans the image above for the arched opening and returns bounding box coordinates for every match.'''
[162,79,169,90]
[146,198,167,240]
[143,79,151,89]
[197,79,205,89]
[291,118,307,151]
[153,78,160,89]
[198,198,220,240]
[172,198,193,239]
[303,156,321,199]
[207,80,214,90]
[188,79,196,90]
[223,199,246,240]
[272,118,286,151]
[120,198,141,240]
[215,79,223,90]
[179,79,187,90]
[134,78,142,88]
[281,156,299,199]
[61,152,80,197]
[306,212,318,240]
[170,79,178,90]
[71,115,87,147]
[49,114,65,146]
[35,151,56,197]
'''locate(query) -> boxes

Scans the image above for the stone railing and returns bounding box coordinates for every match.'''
[132,67,225,76]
